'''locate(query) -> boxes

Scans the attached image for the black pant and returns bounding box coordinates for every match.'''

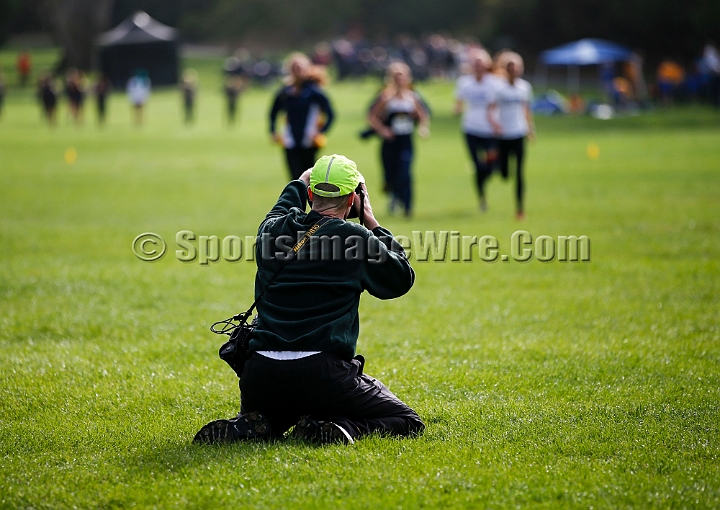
[96,96,107,123]
[381,134,413,213]
[284,147,318,181]
[227,98,237,123]
[184,98,194,123]
[498,137,526,212]
[464,133,497,200]
[240,352,424,440]
[710,73,720,108]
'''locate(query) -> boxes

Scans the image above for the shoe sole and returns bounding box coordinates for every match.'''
[193,420,235,443]
[290,416,320,441]
[292,418,354,445]
[320,422,354,445]
[193,412,270,444]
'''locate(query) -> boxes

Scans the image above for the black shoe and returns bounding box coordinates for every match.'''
[193,411,271,444]
[291,416,354,445]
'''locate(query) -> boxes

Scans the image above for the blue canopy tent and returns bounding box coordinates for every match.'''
[541,39,632,66]
[536,39,635,94]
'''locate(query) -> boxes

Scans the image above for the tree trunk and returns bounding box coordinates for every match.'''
[46,0,115,71]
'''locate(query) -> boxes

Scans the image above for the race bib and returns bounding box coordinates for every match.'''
[391,114,415,135]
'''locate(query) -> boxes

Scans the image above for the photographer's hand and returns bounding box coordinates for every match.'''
[299,168,313,185]
[354,183,380,230]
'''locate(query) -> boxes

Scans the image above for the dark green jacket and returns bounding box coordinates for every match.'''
[248,180,415,360]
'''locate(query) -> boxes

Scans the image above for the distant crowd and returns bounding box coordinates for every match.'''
[0,37,718,128]
[653,45,720,107]
[222,34,471,86]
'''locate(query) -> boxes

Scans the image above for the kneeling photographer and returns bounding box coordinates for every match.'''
[195,154,424,445]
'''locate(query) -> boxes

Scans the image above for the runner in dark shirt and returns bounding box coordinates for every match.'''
[269,53,335,180]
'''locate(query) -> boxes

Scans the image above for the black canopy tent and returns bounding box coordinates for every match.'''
[98,11,179,88]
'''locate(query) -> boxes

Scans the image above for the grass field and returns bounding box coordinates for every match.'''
[1,50,719,509]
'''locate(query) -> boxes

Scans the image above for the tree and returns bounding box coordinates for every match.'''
[489,0,720,66]
[0,0,22,46]
[46,0,116,70]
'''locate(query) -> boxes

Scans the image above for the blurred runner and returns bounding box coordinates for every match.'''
[127,69,151,126]
[657,59,685,105]
[224,74,246,125]
[94,74,112,126]
[454,48,503,211]
[490,53,534,220]
[702,44,720,107]
[65,69,86,124]
[180,69,198,124]
[269,53,335,180]
[17,50,32,87]
[37,73,58,125]
[367,62,430,217]
[0,70,6,119]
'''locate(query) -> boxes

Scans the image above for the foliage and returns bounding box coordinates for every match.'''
[114,0,720,64]
[492,0,720,65]
[0,0,23,46]
[4,0,720,66]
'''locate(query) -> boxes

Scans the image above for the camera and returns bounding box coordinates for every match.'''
[346,183,365,223]
[308,183,365,225]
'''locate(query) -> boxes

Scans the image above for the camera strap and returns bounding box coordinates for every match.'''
[211,215,332,335]
[246,215,332,316]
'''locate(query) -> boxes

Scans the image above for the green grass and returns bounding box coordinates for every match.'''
[1,51,719,508]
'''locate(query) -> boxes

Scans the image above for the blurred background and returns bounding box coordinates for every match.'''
[1,0,719,106]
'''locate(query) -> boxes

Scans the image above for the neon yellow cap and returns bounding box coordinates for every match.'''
[309,154,364,197]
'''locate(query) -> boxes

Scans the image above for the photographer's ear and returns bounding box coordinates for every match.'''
[307,188,314,201]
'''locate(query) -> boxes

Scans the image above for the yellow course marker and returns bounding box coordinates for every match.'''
[64,147,78,164]
[587,142,600,160]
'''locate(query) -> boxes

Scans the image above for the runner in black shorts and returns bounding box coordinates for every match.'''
[269,53,335,180]
[455,48,504,211]
[490,52,535,220]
